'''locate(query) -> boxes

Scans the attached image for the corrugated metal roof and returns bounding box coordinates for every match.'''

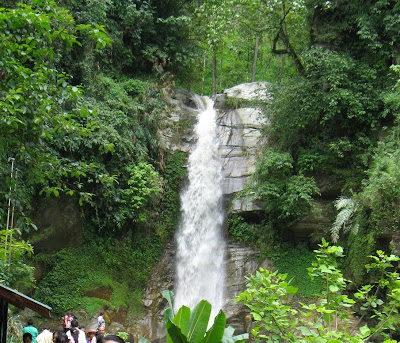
[0,284,51,318]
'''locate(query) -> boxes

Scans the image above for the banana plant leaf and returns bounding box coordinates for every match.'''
[204,310,226,343]
[173,305,191,336]
[167,305,191,343]
[138,337,151,343]
[163,289,175,319]
[187,300,211,343]
[166,319,189,343]
[221,326,248,343]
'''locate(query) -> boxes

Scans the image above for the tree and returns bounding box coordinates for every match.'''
[232,0,309,78]
[0,0,110,285]
[237,239,400,342]
[245,148,319,228]
[191,0,235,96]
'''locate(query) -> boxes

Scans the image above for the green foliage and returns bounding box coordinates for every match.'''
[354,251,400,339]
[0,229,34,290]
[116,332,129,341]
[60,0,195,81]
[310,0,400,67]
[155,152,187,242]
[120,162,162,225]
[246,148,319,228]
[359,133,400,233]
[306,239,356,332]
[236,268,299,341]
[0,1,99,226]
[266,47,382,149]
[34,235,160,316]
[238,240,400,342]
[227,214,261,244]
[344,227,376,286]
[0,0,109,292]
[330,196,359,243]
[268,243,324,298]
[46,74,167,235]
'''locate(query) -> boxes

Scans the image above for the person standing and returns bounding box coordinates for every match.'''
[86,330,96,343]
[22,319,39,343]
[96,313,105,331]
[23,333,33,343]
[91,326,105,343]
[36,325,53,343]
[62,311,74,333]
[66,319,86,343]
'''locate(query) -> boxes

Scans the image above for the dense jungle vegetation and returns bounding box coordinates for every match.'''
[2,0,400,339]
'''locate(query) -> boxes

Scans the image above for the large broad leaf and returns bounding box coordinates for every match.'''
[204,310,226,343]
[221,326,249,343]
[187,300,211,343]
[138,337,151,343]
[166,319,189,343]
[165,308,174,325]
[163,290,175,316]
[173,305,191,337]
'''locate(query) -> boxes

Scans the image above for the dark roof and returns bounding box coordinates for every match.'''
[0,284,51,318]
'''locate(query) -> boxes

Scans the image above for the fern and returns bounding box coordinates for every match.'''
[331,196,359,243]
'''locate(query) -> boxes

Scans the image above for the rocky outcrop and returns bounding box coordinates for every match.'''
[30,195,83,254]
[136,84,272,340]
[130,243,176,342]
[134,240,268,342]
[216,83,268,213]
[160,82,269,212]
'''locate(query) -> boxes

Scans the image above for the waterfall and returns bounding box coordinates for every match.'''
[174,96,225,320]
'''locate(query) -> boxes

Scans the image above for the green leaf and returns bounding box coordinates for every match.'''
[173,306,191,337]
[187,300,211,342]
[329,285,339,292]
[138,337,151,343]
[359,325,371,336]
[286,285,298,296]
[204,310,226,343]
[166,319,189,343]
[163,290,175,316]
[298,326,313,336]
[221,326,248,343]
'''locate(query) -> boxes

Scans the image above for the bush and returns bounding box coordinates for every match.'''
[246,148,319,228]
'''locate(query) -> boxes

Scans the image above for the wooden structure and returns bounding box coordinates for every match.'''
[0,284,51,343]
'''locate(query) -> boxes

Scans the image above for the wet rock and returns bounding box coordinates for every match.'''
[132,239,267,340]
[86,286,113,301]
[30,195,83,254]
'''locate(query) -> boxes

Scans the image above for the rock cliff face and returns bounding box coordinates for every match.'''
[215,83,268,213]
[160,82,269,209]
[133,240,267,342]
[133,83,270,341]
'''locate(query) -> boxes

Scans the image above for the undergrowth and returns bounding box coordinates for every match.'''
[267,243,324,298]
[34,235,160,317]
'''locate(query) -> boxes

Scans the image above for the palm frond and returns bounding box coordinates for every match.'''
[330,196,358,243]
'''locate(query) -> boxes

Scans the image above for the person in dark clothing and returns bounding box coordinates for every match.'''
[23,333,33,343]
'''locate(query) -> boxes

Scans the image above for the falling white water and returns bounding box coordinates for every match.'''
[174,96,225,320]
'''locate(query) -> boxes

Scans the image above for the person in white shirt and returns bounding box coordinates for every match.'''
[36,325,53,343]
[66,319,86,343]
[96,313,106,331]
[91,326,105,343]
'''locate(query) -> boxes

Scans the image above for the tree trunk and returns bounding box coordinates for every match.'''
[219,57,223,93]
[212,50,217,97]
[272,8,305,76]
[279,54,285,76]
[202,53,206,94]
[252,36,260,82]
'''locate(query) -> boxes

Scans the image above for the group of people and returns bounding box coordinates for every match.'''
[22,312,123,343]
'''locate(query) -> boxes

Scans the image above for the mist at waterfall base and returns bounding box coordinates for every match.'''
[174,96,226,320]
